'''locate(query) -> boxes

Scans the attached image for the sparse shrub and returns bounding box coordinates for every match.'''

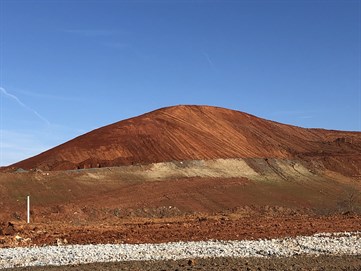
[337,186,361,214]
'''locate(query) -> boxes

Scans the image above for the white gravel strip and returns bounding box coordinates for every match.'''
[1,232,360,269]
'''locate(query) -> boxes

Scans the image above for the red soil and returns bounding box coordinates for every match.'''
[1,105,360,248]
[5,105,361,172]
[2,213,361,248]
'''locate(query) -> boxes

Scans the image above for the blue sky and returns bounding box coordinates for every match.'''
[0,0,360,166]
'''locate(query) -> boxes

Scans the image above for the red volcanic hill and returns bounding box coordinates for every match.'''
[7,105,361,171]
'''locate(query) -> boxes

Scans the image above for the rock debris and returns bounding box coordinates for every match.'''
[0,232,360,269]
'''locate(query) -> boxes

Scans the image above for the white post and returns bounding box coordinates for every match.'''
[27,196,30,224]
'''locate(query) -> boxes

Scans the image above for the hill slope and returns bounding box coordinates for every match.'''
[7,105,361,171]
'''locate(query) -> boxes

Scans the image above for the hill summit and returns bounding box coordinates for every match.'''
[8,105,361,171]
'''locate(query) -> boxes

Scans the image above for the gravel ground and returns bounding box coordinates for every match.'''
[1,232,360,269]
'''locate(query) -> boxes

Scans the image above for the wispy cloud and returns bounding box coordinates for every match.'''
[271,110,318,117]
[202,51,217,71]
[269,110,318,123]
[0,130,50,166]
[63,29,129,50]
[63,29,120,37]
[0,87,50,125]
[13,88,81,102]
[299,115,314,119]
[102,41,130,49]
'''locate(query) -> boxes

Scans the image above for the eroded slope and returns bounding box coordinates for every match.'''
[6,105,361,172]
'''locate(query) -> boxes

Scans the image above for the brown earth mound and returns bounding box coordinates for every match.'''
[1,105,361,251]
[4,105,361,172]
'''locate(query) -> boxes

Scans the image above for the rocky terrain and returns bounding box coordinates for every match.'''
[1,232,361,269]
[0,105,360,270]
[3,105,361,174]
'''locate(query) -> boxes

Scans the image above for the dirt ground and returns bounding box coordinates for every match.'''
[1,156,361,269]
[5,255,361,271]
[1,161,361,248]
[1,213,361,248]
[1,106,360,270]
